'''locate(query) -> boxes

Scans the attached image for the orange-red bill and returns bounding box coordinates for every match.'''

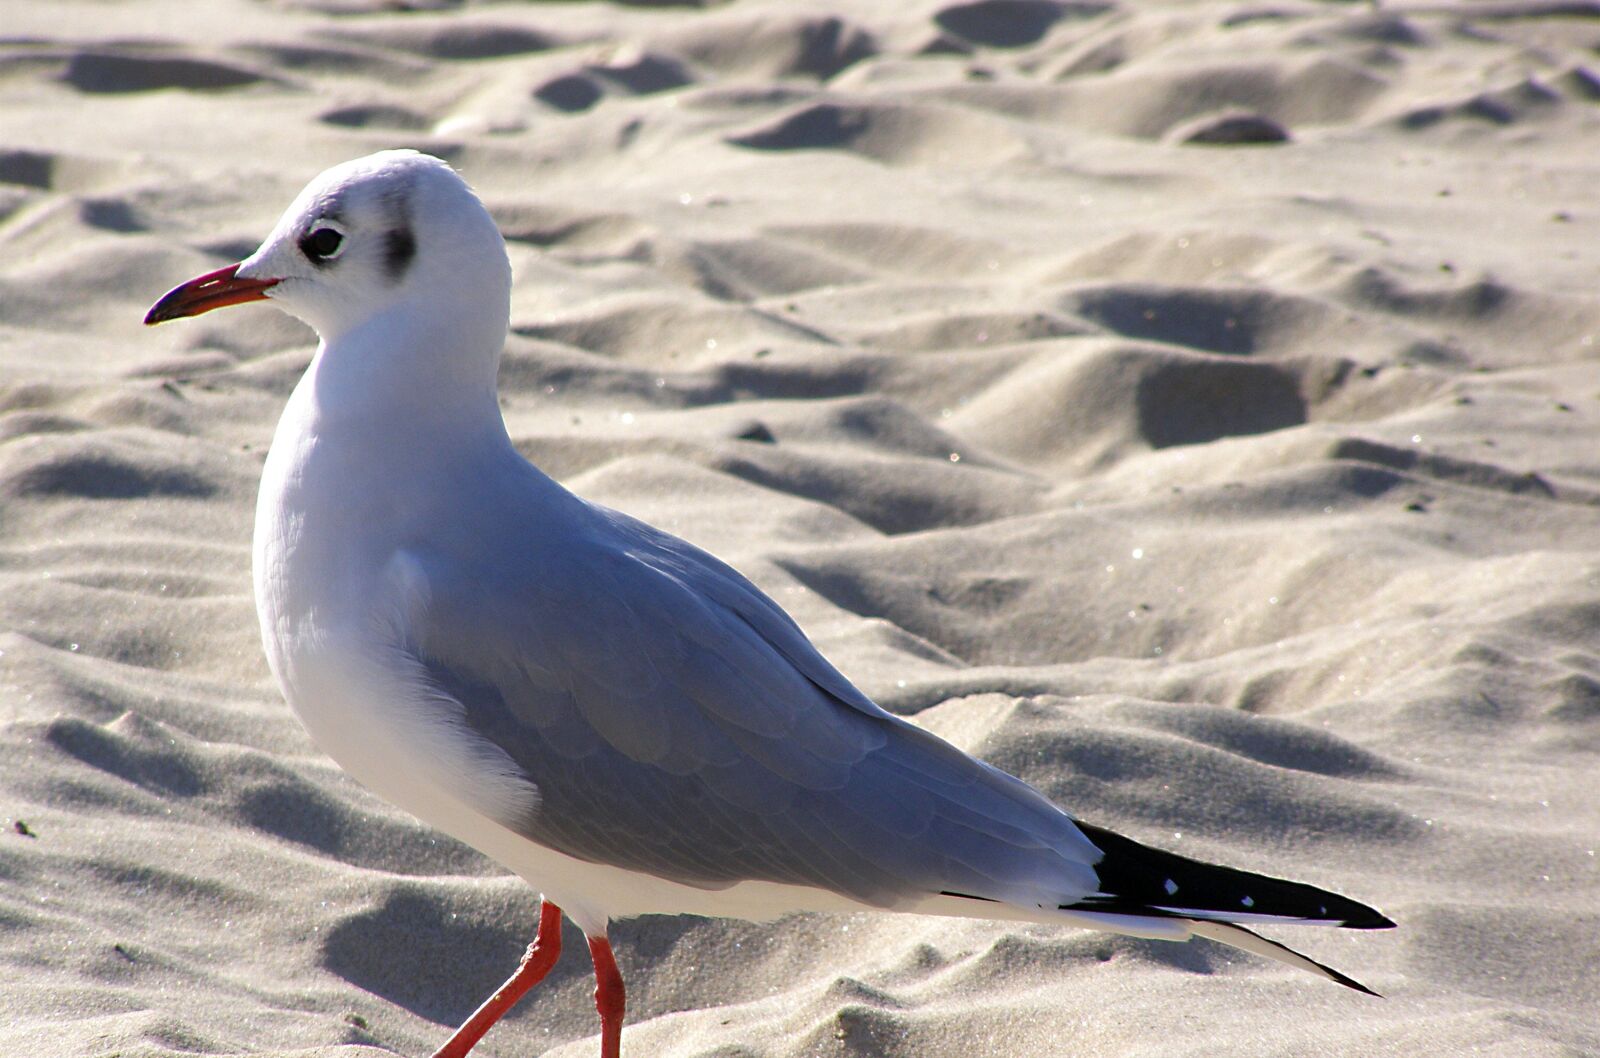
[143,263,279,325]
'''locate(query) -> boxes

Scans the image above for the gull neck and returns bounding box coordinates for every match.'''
[301,294,509,447]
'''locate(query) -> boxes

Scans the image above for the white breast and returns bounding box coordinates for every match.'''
[255,386,528,810]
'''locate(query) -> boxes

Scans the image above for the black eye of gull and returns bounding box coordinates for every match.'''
[300,226,345,262]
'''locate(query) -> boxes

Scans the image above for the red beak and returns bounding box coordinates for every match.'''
[143,263,279,325]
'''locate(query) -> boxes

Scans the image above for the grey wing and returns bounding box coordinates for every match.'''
[406,511,1100,910]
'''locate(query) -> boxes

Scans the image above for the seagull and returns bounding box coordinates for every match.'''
[145,150,1393,1058]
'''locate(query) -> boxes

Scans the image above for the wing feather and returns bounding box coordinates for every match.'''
[398,501,1102,908]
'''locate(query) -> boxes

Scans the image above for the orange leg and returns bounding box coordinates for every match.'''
[586,933,626,1058]
[430,900,564,1058]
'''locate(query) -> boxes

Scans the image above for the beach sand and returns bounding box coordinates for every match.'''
[2,1,1598,1055]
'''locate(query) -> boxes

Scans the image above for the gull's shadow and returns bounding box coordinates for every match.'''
[321,883,589,1026]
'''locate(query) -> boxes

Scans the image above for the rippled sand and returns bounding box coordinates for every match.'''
[3,2,1598,1056]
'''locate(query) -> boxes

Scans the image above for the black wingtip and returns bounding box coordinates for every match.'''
[1070,819,1393,930]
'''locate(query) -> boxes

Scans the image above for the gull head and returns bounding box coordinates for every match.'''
[145,150,511,344]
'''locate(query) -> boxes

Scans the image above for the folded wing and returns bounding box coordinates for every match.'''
[397,503,1103,912]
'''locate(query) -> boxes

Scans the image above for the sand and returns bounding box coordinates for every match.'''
[3,1,1599,1055]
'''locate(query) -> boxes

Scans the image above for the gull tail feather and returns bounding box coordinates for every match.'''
[1185,919,1382,997]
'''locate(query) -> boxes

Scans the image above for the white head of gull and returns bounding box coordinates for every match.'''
[146,150,1393,1058]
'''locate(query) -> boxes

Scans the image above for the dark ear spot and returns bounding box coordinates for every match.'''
[383,226,416,282]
